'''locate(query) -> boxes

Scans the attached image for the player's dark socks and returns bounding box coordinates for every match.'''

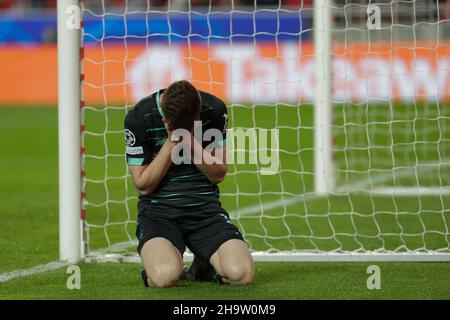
[212,271,225,285]
[183,256,225,284]
[179,265,196,281]
[141,269,149,287]
[195,264,224,285]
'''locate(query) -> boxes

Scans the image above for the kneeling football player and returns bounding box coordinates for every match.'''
[124,80,254,287]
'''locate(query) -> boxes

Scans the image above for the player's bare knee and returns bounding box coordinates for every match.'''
[151,275,178,288]
[238,263,254,285]
[151,277,177,288]
[151,263,182,288]
[223,262,253,285]
[239,260,255,285]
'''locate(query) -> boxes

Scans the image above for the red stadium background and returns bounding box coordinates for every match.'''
[0,41,449,106]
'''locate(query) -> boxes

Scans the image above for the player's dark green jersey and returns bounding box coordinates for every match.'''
[124,89,228,209]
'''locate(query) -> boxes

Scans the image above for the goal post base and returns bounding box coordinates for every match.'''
[83,252,450,263]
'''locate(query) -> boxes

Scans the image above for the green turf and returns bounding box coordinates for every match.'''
[1,262,449,299]
[0,108,59,273]
[0,107,449,300]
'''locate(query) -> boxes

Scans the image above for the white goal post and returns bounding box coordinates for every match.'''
[58,0,82,263]
[314,0,335,194]
[57,0,450,263]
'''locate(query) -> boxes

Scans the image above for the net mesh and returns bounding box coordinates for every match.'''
[81,0,450,258]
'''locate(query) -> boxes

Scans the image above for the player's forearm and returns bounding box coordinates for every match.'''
[192,139,227,184]
[195,161,227,184]
[134,140,175,195]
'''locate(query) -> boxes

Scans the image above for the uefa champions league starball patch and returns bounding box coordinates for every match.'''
[124,129,136,147]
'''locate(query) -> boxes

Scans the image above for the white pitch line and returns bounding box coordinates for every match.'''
[0,261,71,283]
[229,193,325,218]
[337,160,450,193]
[229,197,298,217]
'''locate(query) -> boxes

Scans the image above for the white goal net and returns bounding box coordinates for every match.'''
[77,0,450,262]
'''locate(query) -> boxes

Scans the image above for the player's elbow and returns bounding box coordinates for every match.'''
[213,174,225,184]
[138,188,153,196]
[135,181,155,196]
[210,172,226,184]
[211,165,227,184]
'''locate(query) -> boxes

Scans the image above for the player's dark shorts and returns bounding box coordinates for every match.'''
[136,202,245,263]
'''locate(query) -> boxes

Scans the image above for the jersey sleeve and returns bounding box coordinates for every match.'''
[210,99,228,148]
[124,109,154,166]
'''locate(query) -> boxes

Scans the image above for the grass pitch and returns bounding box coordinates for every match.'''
[0,107,449,300]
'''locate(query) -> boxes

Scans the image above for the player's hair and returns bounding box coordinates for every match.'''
[161,80,202,131]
